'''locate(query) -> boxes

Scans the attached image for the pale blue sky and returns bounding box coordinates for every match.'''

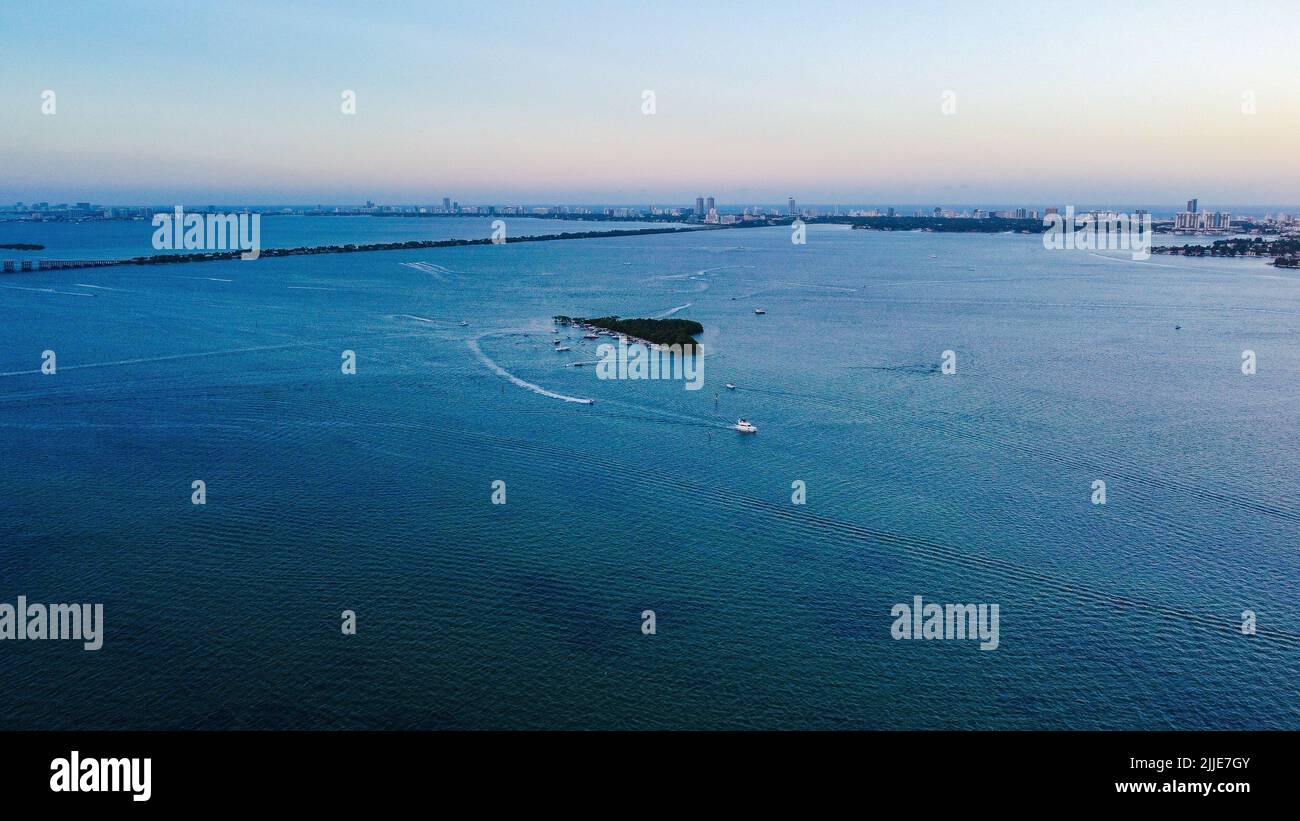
[2,0,1297,204]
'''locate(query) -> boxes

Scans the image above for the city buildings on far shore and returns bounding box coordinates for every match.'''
[5,196,1296,235]
[1173,197,1233,233]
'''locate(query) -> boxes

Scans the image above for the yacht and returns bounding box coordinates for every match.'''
[555,346,571,352]
[725,383,737,390]
[754,308,766,315]
[583,332,600,339]
[459,320,469,327]
[733,418,758,433]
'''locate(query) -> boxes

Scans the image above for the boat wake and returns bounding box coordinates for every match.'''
[592,396,737,430]
[652,303,692,318]
[0,342,309,378]
[395,313,445,325]
[467,336,593,404]
[402,261,465,279]
[0,283,97,297]
[74,283,128,292]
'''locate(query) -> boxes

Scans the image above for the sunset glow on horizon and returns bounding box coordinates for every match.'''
[3,0,1298,205]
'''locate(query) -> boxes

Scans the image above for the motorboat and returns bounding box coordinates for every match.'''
[754,308,766,315]
[733,418,758,433]
[725,383,737,390]
[555,346,571,352]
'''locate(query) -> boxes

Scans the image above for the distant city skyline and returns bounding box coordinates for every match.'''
[2,1,1298,204]
[6,197,1297,214]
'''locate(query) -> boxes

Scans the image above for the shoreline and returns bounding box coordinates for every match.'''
[554,316,703,351]
[0,225,720,273]
[1151,235,1300,267]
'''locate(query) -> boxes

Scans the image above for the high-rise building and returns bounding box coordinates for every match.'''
[695,197,705,217]
[1174,208,1230,231]
[1187,198,1198,214]
[788,197,797,216]
[442,197,451,212]
[706,196,715,212]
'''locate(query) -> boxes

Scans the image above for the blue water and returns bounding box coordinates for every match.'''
[1,223,1297,729]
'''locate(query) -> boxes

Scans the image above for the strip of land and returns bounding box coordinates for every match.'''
[0,226,712,273]
[1152,236,1300,267]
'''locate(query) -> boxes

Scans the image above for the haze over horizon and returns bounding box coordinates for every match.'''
[3,0,1297,205]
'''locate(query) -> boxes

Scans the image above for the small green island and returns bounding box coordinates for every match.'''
[553,315,703,347]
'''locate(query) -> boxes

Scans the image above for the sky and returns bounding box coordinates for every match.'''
[2,0,1298,206]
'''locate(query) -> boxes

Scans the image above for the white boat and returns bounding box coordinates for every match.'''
[754,308,766,315]
[583,333,599,339]
[725,383,737,390]
[555,346,571,352]
[733,418,758,433]
[459,320,469,326]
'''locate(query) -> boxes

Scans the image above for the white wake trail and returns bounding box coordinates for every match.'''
[652,303,692,318]
[467,336,593,404]
[0,342,306,377]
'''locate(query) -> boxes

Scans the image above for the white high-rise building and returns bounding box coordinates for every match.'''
[1174,209,1231,231]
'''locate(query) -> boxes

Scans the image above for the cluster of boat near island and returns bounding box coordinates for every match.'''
[536,317,760,433]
